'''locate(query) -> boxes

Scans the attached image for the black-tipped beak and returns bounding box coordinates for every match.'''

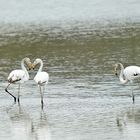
[115,73,118,76]
[31,64,36,70]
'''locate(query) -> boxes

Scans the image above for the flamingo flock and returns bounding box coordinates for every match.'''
[5,58,140,106]
[5,57,49,108]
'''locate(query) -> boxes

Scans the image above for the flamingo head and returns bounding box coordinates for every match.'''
[24,57,33,70]
[114,63,119,76]
[30,58,42,70]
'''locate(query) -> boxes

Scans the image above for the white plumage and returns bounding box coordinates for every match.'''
[123,66,140,81]
[5,57,32,102]
[32,58,49,108]
[8,70,28,83]
[114,63,140,103]
[34,72,49,86]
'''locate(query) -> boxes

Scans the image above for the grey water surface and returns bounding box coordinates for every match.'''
[1,0,140,140]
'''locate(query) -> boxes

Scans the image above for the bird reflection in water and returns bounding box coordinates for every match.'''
[6,103,51,140]
[116,106,140,135]
[32,110,51,140]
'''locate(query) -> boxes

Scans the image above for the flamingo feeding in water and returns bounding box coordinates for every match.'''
[5,57,32,103]
[114,63,140,103]
[32,58,49,108]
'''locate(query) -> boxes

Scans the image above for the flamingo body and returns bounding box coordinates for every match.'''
[5,57,31,102]
[8,69,29,83]
[34,72,49,86]
[32,58,49,108]
[123,66,140,81]
[114,63,140,103]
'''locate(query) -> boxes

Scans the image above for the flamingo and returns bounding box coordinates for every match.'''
[114,63,140,103]
[32,58,49,108]
[5,57,32,103]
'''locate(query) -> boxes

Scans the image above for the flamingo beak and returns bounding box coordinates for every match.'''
[115,72,118,76]
[28,63,32,71]
[114,65,118,76]
[31,64,36,70]
[26,62,34,71]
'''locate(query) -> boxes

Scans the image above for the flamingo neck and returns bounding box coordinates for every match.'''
[21,58,29,79]
[118,63,128,84]
[38,59,43,73]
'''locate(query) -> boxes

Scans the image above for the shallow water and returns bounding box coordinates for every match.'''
[1,0,140,140]
[0,26,140,140]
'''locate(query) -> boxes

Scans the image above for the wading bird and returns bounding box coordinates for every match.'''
[114,63,140,103]
[5,57,32,103]
[32,58,49,108]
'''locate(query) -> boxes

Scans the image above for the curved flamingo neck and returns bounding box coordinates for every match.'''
[118,63,128,84]
[21,58,29,79]
[38,59,43,73]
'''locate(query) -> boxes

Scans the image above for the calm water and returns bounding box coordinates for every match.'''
[1,0,140,140]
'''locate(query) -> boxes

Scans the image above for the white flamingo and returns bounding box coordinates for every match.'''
[5,57,32,103]
[32,58,49,108]
[114,63,140,103]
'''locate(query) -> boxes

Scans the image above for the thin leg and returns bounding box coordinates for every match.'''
[130,83,135,104]
[131,88,135,104]
[39,86,44,109]
[42,86,45,100]
[5,83,16,102]
[41,101,44,110]
[17,84,20,103]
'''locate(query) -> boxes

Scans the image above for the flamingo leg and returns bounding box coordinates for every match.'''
[131,86,135,104]
[17,84,20,103]
[5,83,16,102]
[132,90,135,104]
[43,86,45,97]
[130,81,135,104]
[39,86,44,109]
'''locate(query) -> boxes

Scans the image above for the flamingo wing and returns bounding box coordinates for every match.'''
[8,70,27,83]
[34,72,49,85]
[124,66,140,80]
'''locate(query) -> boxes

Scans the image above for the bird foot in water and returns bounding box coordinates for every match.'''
[41,100,44,109]
[132,95,135,104]
[17,98,20,103]
[14,97,16,103]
